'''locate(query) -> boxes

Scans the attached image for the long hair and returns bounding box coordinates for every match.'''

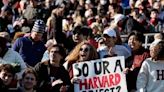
[66,41,99,64]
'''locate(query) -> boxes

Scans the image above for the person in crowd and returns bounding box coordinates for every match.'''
[46,8,63,40]
[46,7,66,45]
[153,1,162,12]
[0,37,27,79]
[64,41,99,91]
[107,3,122,20]
[154,32,164,41]
[136,40,164,92]
[0,5,14,32]
[0,64,17,91]
[96,37,108,58]
[98,28,131,59]
[149,9,164,32]
[0,31,12,48]
[34,44,71,92]
[13,19,46,67]
[41,39,57,62]
[22,0,40,27]
[124,31,150,92]
[65,25,91,52]
[18,68,37,92]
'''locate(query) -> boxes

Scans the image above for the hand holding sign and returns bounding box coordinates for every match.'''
[123,68,130,74]
[71,77,81,84]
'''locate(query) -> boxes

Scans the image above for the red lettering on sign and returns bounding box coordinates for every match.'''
[79,73,121,90]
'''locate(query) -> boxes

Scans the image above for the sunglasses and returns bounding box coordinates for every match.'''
[80,48,89,52]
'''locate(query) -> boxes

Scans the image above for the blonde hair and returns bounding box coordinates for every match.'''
[154,33,163,41]
[66,41,98,64]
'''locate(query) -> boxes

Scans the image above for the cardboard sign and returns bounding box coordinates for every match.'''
[73,56,127,92]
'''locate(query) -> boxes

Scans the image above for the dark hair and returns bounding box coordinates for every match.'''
[72,25,82,35]
[48,44,66,64]
[72,26,92,37]
[80,26,92,37]
[0,37,7,49]
[22,68,37,81]
[151,9,159,14]
[128,30,145,43]
[0,64,15,76]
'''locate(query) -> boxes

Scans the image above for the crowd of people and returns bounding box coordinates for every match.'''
[0,0,164,92]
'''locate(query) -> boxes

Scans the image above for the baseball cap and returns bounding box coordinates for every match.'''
[114,14,125,25]
[32,19,46,33]
[103,28,116,37]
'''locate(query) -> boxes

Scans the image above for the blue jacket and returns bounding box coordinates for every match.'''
[13,37,46,66]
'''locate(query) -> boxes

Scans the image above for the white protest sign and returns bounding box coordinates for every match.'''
[73,56,127,92]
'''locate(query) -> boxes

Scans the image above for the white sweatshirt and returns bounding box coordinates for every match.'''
[136,58,164,92]
[0,49,27,79]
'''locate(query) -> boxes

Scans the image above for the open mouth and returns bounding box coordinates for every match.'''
[81,54,86,57]
[130,44,135,48]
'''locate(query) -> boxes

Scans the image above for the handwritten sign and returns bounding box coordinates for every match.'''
[73,56,127,92]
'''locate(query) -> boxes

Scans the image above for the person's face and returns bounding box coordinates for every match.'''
[98,38,105,47]
[0,70,13,86]
[103,35,115,47]
[22,73,36,90]
[108,5,114,14]
[79,0,84,6]
[72,33,85,43]
[49,47,62,63]
[149,44,160,59]
[153,2,160,10]
[92,27,99,34]
[45,0,52,8]
[128,35,142,51]
[79,44,90,61]
[31,31,43,41]
[150,11,158,19]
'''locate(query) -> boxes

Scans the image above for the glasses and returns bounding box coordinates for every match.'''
[80,48,89,52]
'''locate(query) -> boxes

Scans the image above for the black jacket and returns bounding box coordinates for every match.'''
[34,60,71,92]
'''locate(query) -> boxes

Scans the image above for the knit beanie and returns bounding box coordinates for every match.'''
[32,19,46,33]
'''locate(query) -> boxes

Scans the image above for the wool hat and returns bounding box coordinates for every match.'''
[32,19,46,33]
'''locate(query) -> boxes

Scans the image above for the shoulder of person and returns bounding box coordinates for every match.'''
[115,45,128,49]
[143,58,152,63]
[41,60,49,66]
